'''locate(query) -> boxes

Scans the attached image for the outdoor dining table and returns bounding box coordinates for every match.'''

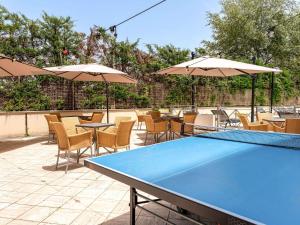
[76,122,115,156]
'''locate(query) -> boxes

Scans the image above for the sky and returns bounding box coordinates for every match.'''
[0,0,221,50]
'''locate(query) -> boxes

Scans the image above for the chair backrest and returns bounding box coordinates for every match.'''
[183,112,198,123]
[144,115,155,132]
[148,111,161,120]
[61,117,80,135]
[256,112,273,123]
[116,120,135,146]
[91,112,104,123]
[170,120,182,133]
[211,109,228,122]
[237,113,250,130]
[183,112,198,134]
[50,112,61,121]
[44,114,60,132]
[115,116,132,127]
[285,118,300,134]
[51,122,69,150]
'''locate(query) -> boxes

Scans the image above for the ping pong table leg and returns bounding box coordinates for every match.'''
[130,187,137,225]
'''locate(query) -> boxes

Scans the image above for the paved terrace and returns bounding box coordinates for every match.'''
[0,128,194,225]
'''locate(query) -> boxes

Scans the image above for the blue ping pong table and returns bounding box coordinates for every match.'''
[84,130,300,225]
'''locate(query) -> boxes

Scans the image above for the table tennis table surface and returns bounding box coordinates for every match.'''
[85,130,300,225]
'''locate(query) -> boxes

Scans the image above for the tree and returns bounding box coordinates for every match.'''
[39,12,84,66]
[204,0,300,104]
[204,0,300,67]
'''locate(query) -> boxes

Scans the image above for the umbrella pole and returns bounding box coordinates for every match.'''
[251,75,256,122]
[191,76,196,110]
[270,72,274,113]
[105,83,109,123]
[191,52,196,111]
[72,82,75,110]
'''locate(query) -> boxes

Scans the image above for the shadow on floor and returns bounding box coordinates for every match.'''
[0,136,48,153]
[42,162,84,172]
[136,132,170,146]
[42,152,86,172]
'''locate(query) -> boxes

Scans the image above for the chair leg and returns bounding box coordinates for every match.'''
[90,146,93,156]
[56,148,60,170]
[48,133,50,144]
[77,149,80,163]
[144,132,148,145]
[65,151,70,174]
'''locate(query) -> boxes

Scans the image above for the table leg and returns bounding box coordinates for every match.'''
[130,187,137,225]
[93,128,98,156]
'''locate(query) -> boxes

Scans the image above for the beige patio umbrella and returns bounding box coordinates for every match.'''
[45,63,137,122]
[156,55,281,121]
[0,54,53,77]
[0,54,54,136]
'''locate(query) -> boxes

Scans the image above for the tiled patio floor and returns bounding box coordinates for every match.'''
[0,128,194,225]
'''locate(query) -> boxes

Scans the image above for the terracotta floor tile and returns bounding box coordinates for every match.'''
[70,210,108,225]
[17,193,50,206]
[39,195,71,208]
[7,220,39,225]
[43,208,81,225]
[0,204,32,219]
[18,206,56,222]
[62,196,94,210]
[88,200,120,213]
[0,217,12,225]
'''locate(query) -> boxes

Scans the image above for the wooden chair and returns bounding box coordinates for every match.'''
[238,113,269,131]
[135,110,146,129]
[80,112,104,124]
[44,114,60,143]
[144,115,168,144]
[51,122,92,173]
[272,118,300,134]
[96,120,135,153]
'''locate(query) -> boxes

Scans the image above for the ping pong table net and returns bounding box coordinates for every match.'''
[197,130,300,150]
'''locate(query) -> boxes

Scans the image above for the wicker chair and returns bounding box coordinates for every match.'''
[61,117,85,135]
[170,120,182,139]
[169,112,198,139]
[50,112,62,122]
[144,115,168,144]
[96,120,135,153]
[105,116,132,133]
[51,122,92,173]
[135,110,146,129]
[79,112,104,124]
[238,113,269,131]
[183,112,198,135]
[148,110,161,120]
[272,118,300,134]
[44,114,60,143]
